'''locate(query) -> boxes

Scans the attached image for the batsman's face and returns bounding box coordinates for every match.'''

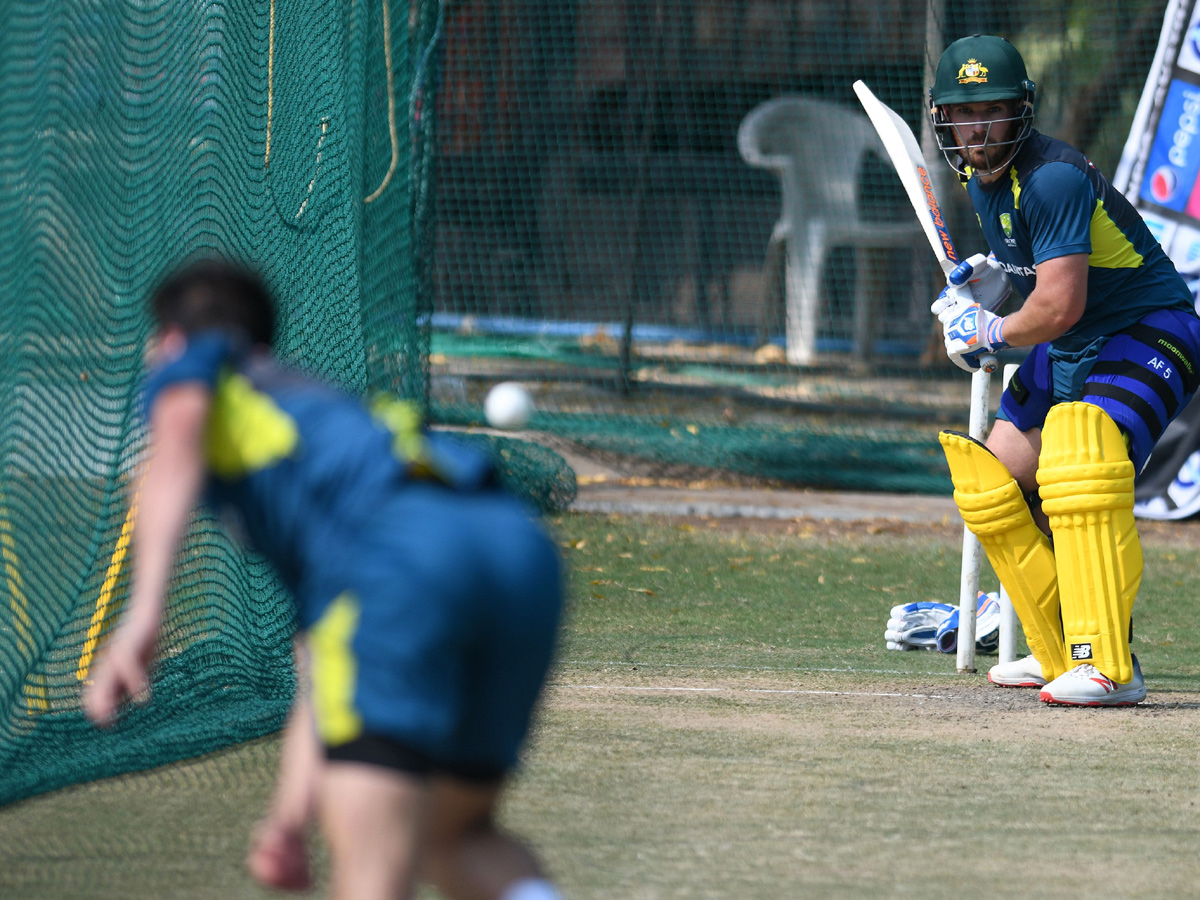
[944,100,1020,174]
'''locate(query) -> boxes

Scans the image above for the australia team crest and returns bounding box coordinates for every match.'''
[957,59,989,84]
[999,212,1017,247]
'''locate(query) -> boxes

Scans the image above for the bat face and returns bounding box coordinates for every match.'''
[853,80,958,273]
[853,79,997,374]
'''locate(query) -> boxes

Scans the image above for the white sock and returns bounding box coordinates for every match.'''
[500,877,564,900]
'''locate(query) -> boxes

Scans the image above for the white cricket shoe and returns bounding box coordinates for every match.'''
[1039,656,1146,707]
[987,654,1047,688]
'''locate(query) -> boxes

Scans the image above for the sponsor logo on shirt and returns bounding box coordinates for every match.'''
[996,260,1036,277]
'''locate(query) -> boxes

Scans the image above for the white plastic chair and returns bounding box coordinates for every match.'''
[738,95,927,365]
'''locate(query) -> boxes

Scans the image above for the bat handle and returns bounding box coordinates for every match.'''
[979,353,998,374]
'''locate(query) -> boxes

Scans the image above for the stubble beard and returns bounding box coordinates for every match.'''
[960,136,1012,174]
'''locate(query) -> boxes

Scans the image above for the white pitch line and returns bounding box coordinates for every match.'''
[561,660,968,678]
[556,683,952,700]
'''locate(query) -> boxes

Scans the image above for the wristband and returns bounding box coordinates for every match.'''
[985,315,1007,350]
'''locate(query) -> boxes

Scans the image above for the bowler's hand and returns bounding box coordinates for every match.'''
[247,820,313,892]
[83,625,156,727]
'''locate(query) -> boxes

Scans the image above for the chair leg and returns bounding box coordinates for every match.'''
[758,222,788,347]
[853,245,885,370]
[784,222,825,366]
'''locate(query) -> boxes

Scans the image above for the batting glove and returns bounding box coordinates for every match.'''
[931,282,974,323]
[934,592,1002,654]
[957,252,1012,312]
[931,253,1011,318]
[943,303,1006,372]
[884,601,957,651]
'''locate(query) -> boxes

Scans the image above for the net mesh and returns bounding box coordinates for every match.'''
[1,0,404,806]
[428,0,1170,492]
[0,0,1172,806]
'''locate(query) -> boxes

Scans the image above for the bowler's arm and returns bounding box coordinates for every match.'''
[84,384,210,726]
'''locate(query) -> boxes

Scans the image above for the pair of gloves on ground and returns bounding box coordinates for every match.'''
[933,253,1012,371]
[884,591,1002,654]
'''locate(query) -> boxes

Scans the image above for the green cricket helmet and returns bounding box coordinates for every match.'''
[928,34,1036,176]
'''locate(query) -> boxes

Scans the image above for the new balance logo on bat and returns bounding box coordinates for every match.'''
[918,167,955,260]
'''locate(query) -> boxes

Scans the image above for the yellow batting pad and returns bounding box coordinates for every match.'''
[1037,402,1140,684]
[939,431,1067,681]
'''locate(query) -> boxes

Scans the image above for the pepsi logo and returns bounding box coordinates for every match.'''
[1151,165,1179,203]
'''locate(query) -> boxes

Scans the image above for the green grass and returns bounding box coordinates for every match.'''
[5,511,1200,899]
[556,514,976,670]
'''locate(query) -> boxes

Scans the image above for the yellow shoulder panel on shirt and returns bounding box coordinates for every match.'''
[1009,168,1021,209]
[204,371,299,478]
[368,394,427,462]
[1088,200,1144,269]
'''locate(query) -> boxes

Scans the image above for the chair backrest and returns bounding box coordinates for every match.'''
[737,95,890,228]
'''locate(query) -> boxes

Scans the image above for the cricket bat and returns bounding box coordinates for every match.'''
[852,79,996,375]
[854,79,994,672]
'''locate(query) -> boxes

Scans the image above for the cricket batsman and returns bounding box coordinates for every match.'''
[928,34,1200,705]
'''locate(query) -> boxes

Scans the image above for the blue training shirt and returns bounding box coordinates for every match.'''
[142,331,497,625]
[966,131,1193,352]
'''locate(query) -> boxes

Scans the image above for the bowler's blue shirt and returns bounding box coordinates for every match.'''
[143,332,496,626]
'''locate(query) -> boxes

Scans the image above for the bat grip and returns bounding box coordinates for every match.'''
[978,353,998,374]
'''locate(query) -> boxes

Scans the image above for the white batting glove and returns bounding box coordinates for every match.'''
[955,252,1012,312]
[884,601,956,650]
[931,282,974,322]
[943,303,1006,372]
[933,592,1003,654]
[931,253,1012,319]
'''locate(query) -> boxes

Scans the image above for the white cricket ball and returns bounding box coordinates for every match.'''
[485,381,535,430]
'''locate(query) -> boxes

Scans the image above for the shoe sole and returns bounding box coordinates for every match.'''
[1038,691,1147,706]
[988,674,1046,688]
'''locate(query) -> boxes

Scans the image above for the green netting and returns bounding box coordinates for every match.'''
[0,0,1174,809]
[427,0,1170,490]
[0,0,426,807]
[0,0,576,808]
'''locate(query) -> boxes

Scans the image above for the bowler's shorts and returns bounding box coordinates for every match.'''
[997,307,1200,471]
[305,483,562,780]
